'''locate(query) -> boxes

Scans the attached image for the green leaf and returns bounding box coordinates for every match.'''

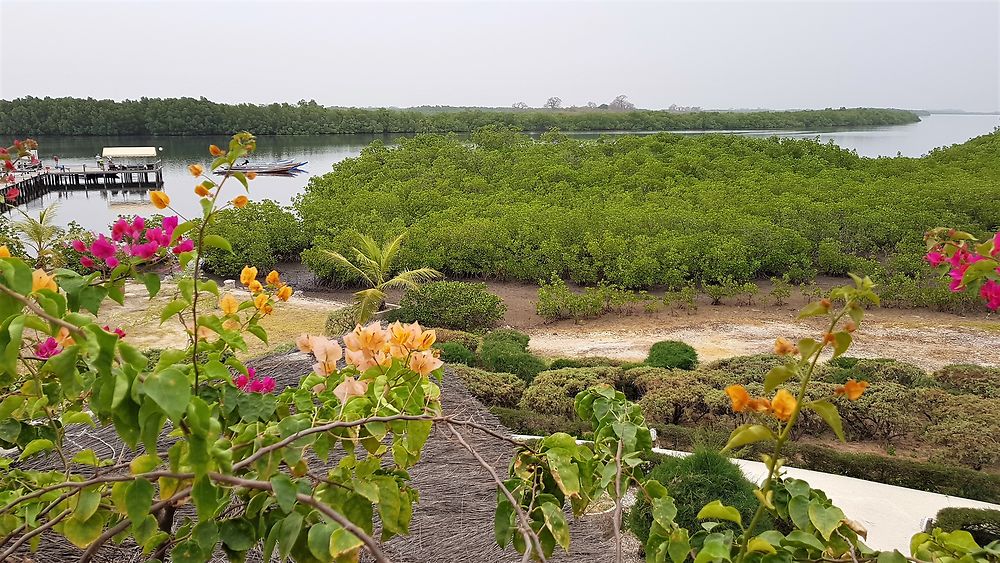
[783,530,826,552]
[668,528,691,563]
[231,171,249,191]
[63,513,104,548]
[832,331,852,358]
[308,523,334,560]
[539,502,570,551]
[787,495,812,531]
[201,234,232,253]
[797,338,819,359]
[278,511,304,560]
[219,518,255,551]
[142,367,190,422]
[747,537,777,554]
[721,424,775,453]
[270,474,298,513]
[192,475,220,520]
[0,257,33,295]
[72,449,100,466]
[129,453,160,475]
[495,500,515,548]
[160,299,188,324]
[763,365,796,394]
[171,539,205,563]
[877,550,909,563]
[808,400,846,442]
[18,438,53,460]
[192,520,219,552]
[140,272,160,298]
[62,411,95,426]
[797,302,829,319]
[329,524,364,557]
[693,532,732,563]
[73,487,102,522]
[125,478,154,525]
[652,496,678,529]
[696,500,742,527]
[808,499,845,541]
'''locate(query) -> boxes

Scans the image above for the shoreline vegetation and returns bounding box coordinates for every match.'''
[0,96,919,135]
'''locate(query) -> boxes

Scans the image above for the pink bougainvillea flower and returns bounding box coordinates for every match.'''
[90,235,117,261]
[80,256,94,269]
[172,239,194,254]
[5,187,19,201]
[980,280,1000,311]
[36,337,62,359]
[105,256,119,268]
[103,325,126,339]
[925,251,944,267]
[71,239,87,253]
[111,219,129,241]
[145,227,165,246]
[992,232,1000,257]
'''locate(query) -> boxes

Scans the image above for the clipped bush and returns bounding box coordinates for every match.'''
[483,328,531,349]
[488,407,592,437]
[434,341,475,365]
[433,328,482,352]
[819,357,934,387]
[449,365,525,408]
[519,367,623,418]
[704,354,786,383]
[325,305,360,337]
[646,340,698,370]
[548,356,627,370]
[933,508,1000,546]
[838,382,917,445]
[627,449,767,544]
[931,364,1000,398]
[478,341,546,382]
[394,281,506,332]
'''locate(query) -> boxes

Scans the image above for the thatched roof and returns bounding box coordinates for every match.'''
[8,352,614,562]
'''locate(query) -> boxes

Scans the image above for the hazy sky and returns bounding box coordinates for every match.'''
[2,0,998,111]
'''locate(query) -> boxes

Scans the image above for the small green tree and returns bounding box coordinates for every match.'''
[320,232,442,324]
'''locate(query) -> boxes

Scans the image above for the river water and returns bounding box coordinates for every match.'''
[14,113,1000,231]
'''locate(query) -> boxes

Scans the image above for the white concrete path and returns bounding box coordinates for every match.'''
[653,447,1000,552]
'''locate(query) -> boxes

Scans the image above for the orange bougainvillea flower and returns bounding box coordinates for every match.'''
[246,171,257,180]
[311,337,343,376]
[187,164,204,177]
[725,385,750,413]
[822,332,836,345]
[56,326,74,347]
[222,318,241,331]
[209,144,225,157]
[253,292,270,312]
[248,280,263,294]
[408,350,444,377]
[194,184,210,197]
[774,337,798,356]
[232,195,249,209]
[844,321,857,333]
[150,191,170,210]
[219,293,239,315]
[771,389,797,421]
[0,246,10,258]
[835,379,870,401]
[266,270,281,286]
[344,322,389,354]
[748,397,772,413]
[277,285,293,301]
[240,266,258,286]
[31,268,57,292]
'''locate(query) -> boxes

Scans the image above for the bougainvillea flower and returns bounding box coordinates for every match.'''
[774,337,798,356]
[725,384,750,413]
[980,280,1000,311]
[345,348,376,372]
[129,242,159,260]
[105,256,119,268]
[246,171,257,180]
[187,164,204,177]
[232,195,249,209]
[248,280,263,294]
[333,376,368,404]
[219,293,239,315]
[149,191,170,209]
[162,216,178,239]
[240,266,258,286]
[992,232,1000,257]
[5,187,20,201]
[111,219,129,241]
[770,389,797,421]
[102,325,126,339]
[408,350,443,377]
[0,246,9,258]
[235,367,276,393]
[71,239,87,253]
[194,184,210,197]
[36,337,62,359]
[266,270,281,286]
[3,160,13,171]
[31,268,57,292]
[311,338,343,376]
[345,323,389,354]
[748,397,772,413]
[209,145,225,157]
[925,251,945,267]
[835,379,870,401]
[80,256,94,269]
[172,239,194,254]
[90,235,117,261]
[296,333,316,354]
[253,292,269,311]
[56,326,74,346]
[277,285,293,301]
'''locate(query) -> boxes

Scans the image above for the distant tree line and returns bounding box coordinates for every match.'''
[0,97,920,136]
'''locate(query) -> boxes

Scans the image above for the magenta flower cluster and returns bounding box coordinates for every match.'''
[36,337,62,359]
[234,367,276,394]
[71,216,194,270]
[927,231,1000,310]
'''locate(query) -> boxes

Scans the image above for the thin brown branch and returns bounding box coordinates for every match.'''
[0,508,72,560]
[445,423,547,563]
[78,486,193,563]
[0,283,85,338]
[612,438,624,563]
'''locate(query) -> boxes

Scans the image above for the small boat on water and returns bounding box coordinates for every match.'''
[215,158,308,174]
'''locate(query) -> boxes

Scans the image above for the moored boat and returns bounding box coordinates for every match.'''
[215,159,307,174]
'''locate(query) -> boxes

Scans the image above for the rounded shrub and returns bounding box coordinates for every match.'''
[394,281,506,332]
[627,449,768,544]
[325,305,360,338]
[433,328,482,353]
[483,328,531,349]
[931,364,1000,398]
[519,367,623,418]
[201,200,308,278]
[646,340,698,370]
[434,341,475,365]
[704,354,786,383]
[479,341,547,383]
[548,357,626,370]
[933,507,1000,546]
[449,365,525,408]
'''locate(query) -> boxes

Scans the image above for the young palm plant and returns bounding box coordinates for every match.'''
[322,232,441,324]
[13,203,62,268]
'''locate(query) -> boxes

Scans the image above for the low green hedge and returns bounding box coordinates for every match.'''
[933,507,1000,546]
[519,367,623,418]
[483,328,531,349]
[449,365,525,408]
[478,330,546,382]
[489,407,591,437]
[433,328,482,352]
[394,281,506,332]
[646,341,698,370]
[548,356,627,369]
[931,364,1000,398]
[435,342,475,365]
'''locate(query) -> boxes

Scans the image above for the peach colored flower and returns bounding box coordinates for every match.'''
[835,379,870,401]
[345,347,377,371]
[246,171,257,180]
[150,191,170,210]
[345,322,388,354]
[408,350,443,377]
[187,164,204,177]
[725,385,750,413]
[232,195,249,208]
[240,266,257,286]
[311,338,343,376]
[219,293,239,315]
[209,145,225,157]
[277,286,293,301]
[296,333,316,353]
[248,280,263,294]
[222,319,241,331]
[31,268,57,292]
[333,376,368,405]
[266,270,281,286]
[56,326,74,347]
[774,337,798,356]
[194,184,210,197]
[0,245,10,258]
[771,389,797,421]
[253,292,270,312]
[748,398,771,413]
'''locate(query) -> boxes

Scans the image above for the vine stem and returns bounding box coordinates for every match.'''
[737,302,850,560]
[612,438,624,563]
[189,170,229,390]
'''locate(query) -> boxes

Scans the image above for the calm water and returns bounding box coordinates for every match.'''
[15,113,1000,231]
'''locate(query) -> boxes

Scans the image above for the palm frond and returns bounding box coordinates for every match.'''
[353,288,386,325]
[380,267,442,291]
[379,232,406,274]
[350,248,385,286]
[320,249,375,288]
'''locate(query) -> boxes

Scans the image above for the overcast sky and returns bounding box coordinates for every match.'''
[1,0,997,111]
